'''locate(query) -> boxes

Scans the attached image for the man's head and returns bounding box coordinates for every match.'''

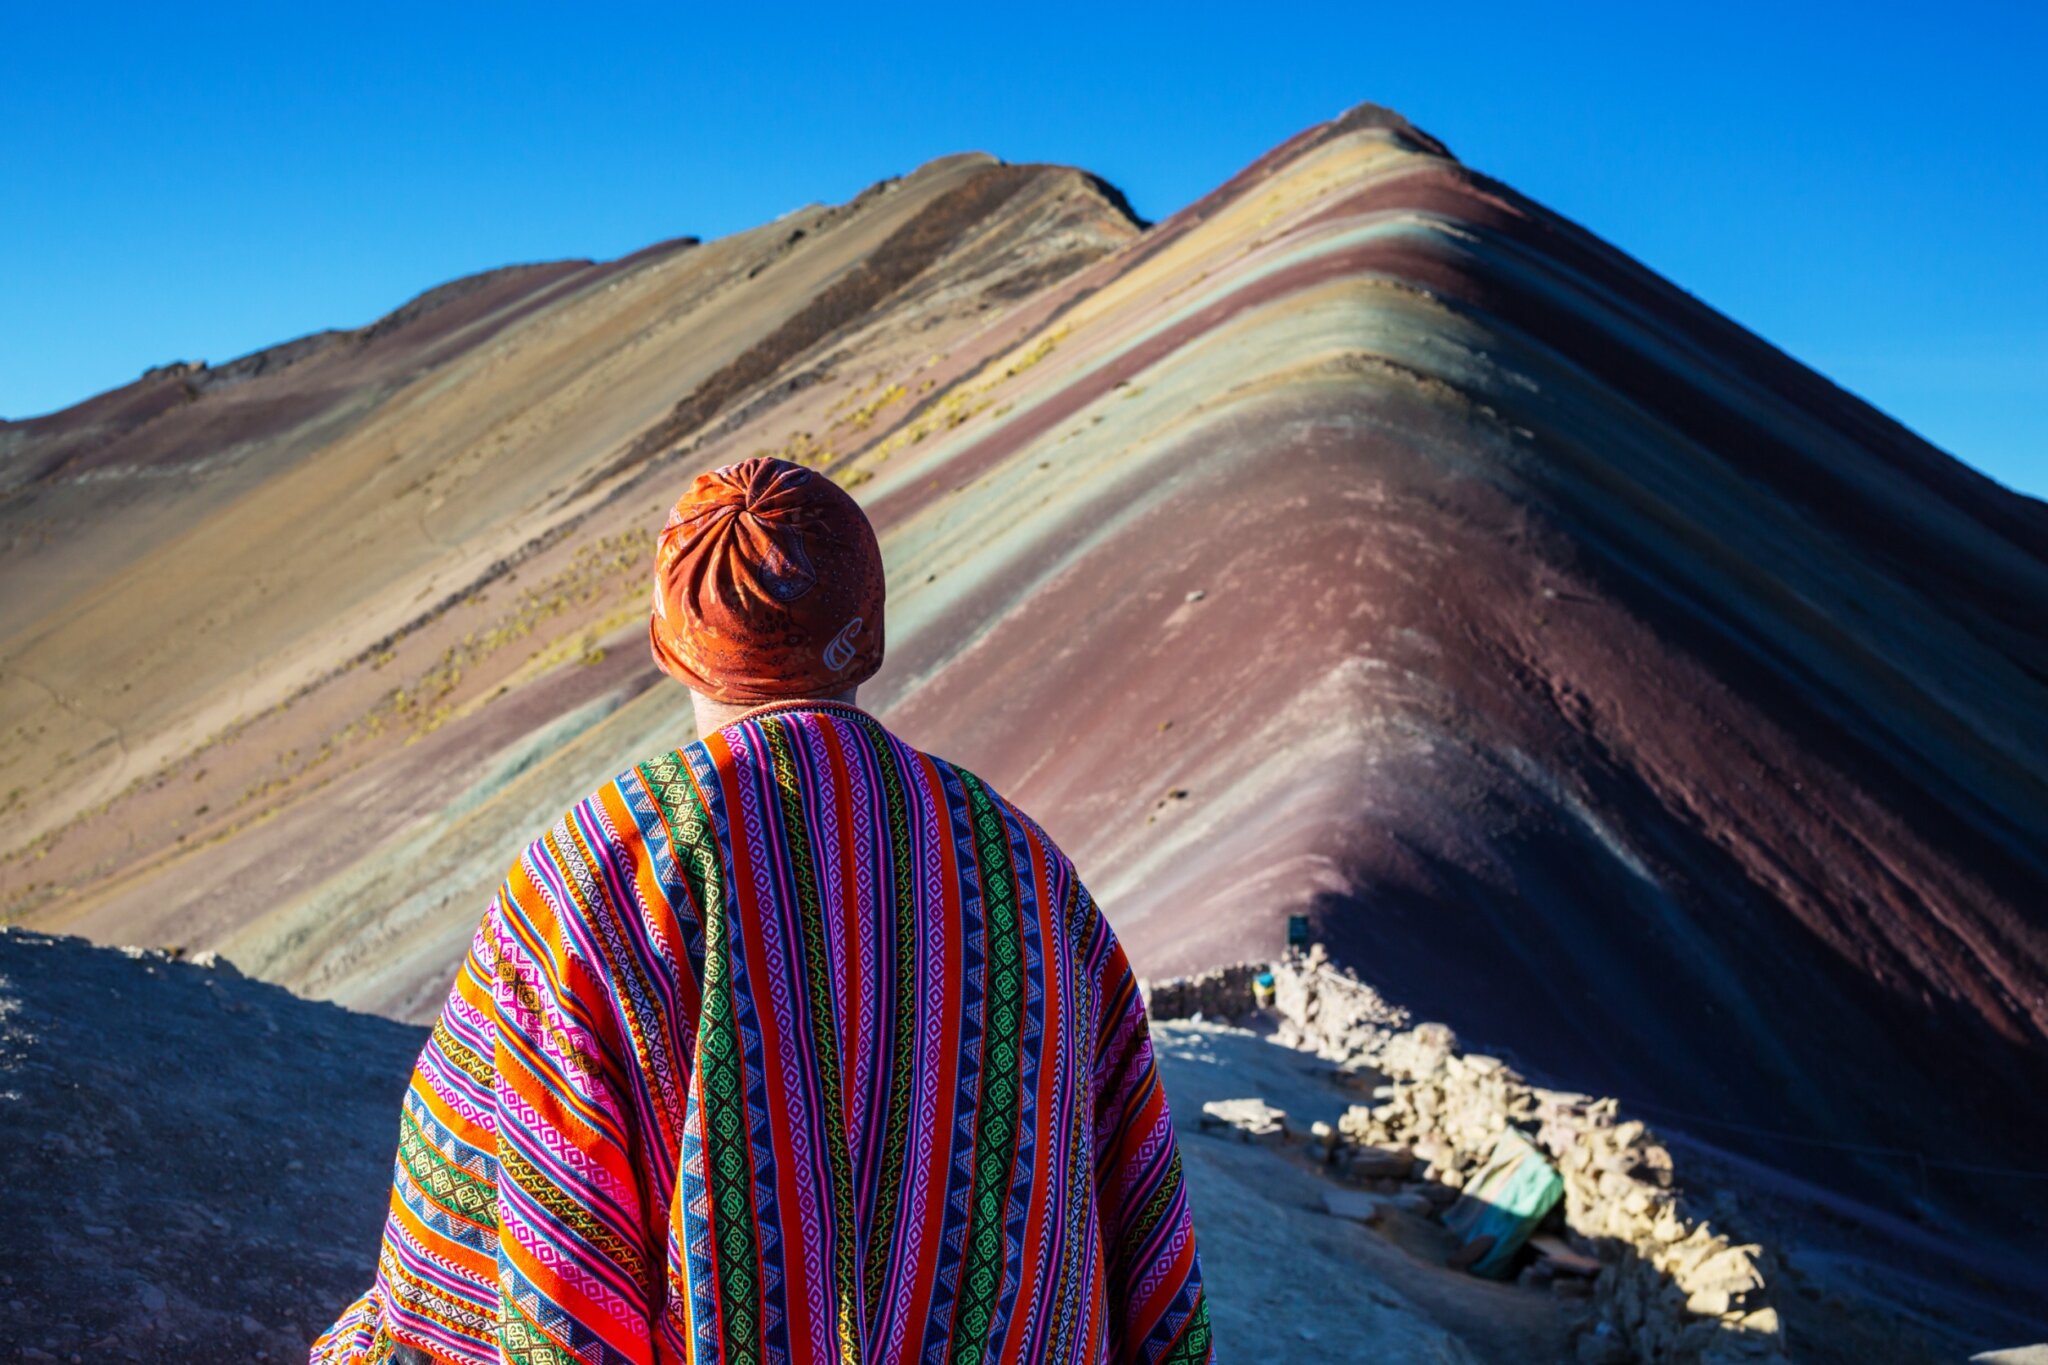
[649,457,885,729]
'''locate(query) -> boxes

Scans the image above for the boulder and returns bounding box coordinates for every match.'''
[1197,1097,1290,1145]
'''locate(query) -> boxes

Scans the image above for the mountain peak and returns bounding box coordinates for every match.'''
[2,103,2042,1350]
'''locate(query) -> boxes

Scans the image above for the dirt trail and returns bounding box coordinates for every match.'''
[1154,1020,1571,1362]
[1,930,1571,1362]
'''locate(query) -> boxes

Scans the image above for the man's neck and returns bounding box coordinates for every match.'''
[691,688,860,736]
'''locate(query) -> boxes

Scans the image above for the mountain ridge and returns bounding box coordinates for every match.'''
[3,102,2043,1284]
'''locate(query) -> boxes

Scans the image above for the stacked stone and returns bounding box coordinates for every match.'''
[1142,953,1786,1362]
[1266,945,1409,1065]
[1139,961,1267,1023]
[1334,1025,1784,1363]
[1336,1041,1539,1192]
[1141,948,1406,1058]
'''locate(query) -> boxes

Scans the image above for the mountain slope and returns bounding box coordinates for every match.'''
[0,929,423,1357]
[3,104,2043,1258]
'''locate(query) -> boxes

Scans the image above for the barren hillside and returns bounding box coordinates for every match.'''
[4,102,2044,1306]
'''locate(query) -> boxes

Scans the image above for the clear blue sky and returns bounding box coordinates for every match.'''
[5,2,2043,498]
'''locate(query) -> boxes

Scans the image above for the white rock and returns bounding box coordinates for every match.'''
[1198,1097,1290,1144]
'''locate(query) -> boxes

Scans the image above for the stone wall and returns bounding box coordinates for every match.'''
[1144,950,1787,1364]
[1268,946,1410,1058]
[1138,961,1267,1023]
[1343,1027,1784,1363]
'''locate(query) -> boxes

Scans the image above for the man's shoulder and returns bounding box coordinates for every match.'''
[923,755,1079,877]
[490,750,698,921]
[510,744,710,864]
[598,739,713,821]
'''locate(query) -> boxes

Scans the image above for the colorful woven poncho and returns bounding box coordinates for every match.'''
[313,701,1210,1364]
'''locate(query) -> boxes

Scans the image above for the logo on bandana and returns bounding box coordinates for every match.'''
[823,616,864,672]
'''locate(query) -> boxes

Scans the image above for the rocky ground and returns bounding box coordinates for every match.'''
[1149,955,2048,1365]
[0,930,422,1361]
[0,925,1557,1363]
[0,929,1521,1363]
[4,938,2043,1363]
[1154,1020,1569,1362]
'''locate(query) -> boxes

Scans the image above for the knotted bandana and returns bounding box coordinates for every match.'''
[648,457,885,704]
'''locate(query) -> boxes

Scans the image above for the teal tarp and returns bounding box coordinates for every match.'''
[1442,1128,1565,1279]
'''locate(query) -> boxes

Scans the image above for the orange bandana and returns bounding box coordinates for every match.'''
[648,458,886,704]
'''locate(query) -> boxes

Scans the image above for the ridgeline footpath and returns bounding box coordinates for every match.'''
[1,929,2039,1363]
[1144,949,2047,1365]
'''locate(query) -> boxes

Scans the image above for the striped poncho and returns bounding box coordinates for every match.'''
[313,700,1210,1364]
